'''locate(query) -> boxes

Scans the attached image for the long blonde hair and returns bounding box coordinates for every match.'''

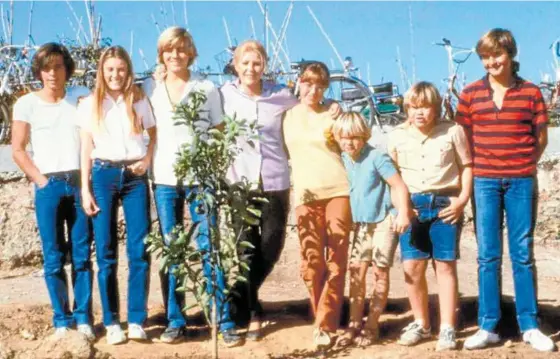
[92,46,143,134]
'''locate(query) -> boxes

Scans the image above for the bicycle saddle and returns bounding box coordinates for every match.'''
[371,82,394,96]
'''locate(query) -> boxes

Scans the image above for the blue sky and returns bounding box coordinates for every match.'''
[5,1,560,93]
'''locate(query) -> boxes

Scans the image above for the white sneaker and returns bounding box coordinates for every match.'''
[54,327,70,339]
[464,329,500,350]
[77,324,95,341]
[398,321,431,346]
[106,324,127,345]
[436,327,457,351]
[523,329,555,352]
[128,323,148,341]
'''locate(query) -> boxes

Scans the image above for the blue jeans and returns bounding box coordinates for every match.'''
[399,192,461,261]
[154,184,234,332]
[34,171,92,328]
[473,176,539,332]
[91,159,151,326]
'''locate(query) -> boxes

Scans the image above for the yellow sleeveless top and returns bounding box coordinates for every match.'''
[283,104,349,206]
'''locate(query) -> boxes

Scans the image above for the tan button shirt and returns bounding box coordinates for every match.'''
[387,121,472,194]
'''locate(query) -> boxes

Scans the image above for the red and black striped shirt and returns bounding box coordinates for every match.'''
[455,75,548,177]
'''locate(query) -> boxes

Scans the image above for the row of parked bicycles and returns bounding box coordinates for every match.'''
[1,38,559,144]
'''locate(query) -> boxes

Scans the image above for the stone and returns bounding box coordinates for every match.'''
[34,331,92,359]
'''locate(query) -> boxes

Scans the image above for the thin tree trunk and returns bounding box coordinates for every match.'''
[212,296,218,359]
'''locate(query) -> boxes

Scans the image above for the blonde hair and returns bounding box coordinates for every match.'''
[157,26,198,67]
[476,28,519,74]
[404,81,442,120]
[300,62,330,89]
[331,111,371,141]
[233,40,268,70]
[92,46,143,134]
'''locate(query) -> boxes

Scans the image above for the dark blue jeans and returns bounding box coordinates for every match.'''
[91,159,151,326]
[34,170,92,328]
[473,176,539,332]
[154,184,234,332]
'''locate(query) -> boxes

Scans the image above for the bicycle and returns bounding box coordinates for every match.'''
[433,38,475,121]
[0,44,41,144]
[288,58,405,130]
[539,38,560,123]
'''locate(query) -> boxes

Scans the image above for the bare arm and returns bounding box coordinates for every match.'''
[536,126,548,162]
[80,129,99,216]
[438,164,473,224]
[11,121,48,187]
[385,173,413,234]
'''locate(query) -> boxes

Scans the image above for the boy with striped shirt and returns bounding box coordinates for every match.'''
[456,28,555,352]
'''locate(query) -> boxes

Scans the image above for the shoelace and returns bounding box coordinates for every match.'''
[440,329,455,342]
[402,322,421,333]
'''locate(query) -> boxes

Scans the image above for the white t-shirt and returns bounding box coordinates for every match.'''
[77,94,156,161]
[12,86,90,174]
[143,74,223,186]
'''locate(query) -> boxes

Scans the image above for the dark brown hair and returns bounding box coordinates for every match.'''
[31,42,75,82]
[476,28,520,74]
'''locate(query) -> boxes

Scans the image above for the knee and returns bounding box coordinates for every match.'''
[435,261,456,278]
[325,259,346,282]
[403,262,425,284]
[300,256,326,280]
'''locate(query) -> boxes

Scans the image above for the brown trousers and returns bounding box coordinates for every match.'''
[295,196,351,332]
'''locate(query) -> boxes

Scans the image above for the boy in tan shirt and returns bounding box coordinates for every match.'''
[387,81,472,351]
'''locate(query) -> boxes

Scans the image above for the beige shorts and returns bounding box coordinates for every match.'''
[349,215,398,267]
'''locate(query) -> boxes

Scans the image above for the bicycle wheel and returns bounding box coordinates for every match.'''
[0,100,10,144]
[327,73,379,128]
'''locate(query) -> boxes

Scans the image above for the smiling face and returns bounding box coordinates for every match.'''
[480,48,512,79]
[299,81,326,108]
[162,42,190,74]
[234,50,265,89]
[40,54,67,92]
[102,56,128,95]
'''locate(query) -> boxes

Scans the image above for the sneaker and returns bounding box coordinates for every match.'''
[106,324,127,345]
[313,328,332,349]
[77,324,95,341]
[436,327,457,351]
[160,326,184,344]
[128,323,148,341]
[464,329,500,350]
[523,329,555,352]
[221,328,243,348]
[398,321,431,346]
[54,327,70,339]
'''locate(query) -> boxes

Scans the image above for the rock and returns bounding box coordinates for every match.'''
[34,331,92,359]
[19,329,35,341]
[504,339,513,348]
[0,341,14,359]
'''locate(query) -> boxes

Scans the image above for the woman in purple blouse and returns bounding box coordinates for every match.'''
[221,40,338,340]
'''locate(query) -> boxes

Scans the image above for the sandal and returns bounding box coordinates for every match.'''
[354,327,379,347]
[337,328,358,347]
[246,315,263,341]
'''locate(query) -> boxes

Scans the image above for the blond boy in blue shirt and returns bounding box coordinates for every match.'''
[331,112,413,346]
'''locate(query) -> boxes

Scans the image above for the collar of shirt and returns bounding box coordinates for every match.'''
[401,121,447,143]
[481,73,524,91]
[229,79,283,100]
[104,93,125,106]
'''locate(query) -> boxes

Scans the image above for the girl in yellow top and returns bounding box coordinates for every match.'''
[283,62,351,349]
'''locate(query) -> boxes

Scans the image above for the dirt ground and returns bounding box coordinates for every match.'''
[0,220,560,359]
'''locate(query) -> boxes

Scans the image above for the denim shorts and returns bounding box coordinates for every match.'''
[399,192,462,261]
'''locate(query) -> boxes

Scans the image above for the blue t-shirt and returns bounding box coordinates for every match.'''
[342,143,398,223]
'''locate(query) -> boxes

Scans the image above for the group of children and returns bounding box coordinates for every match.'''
[10,23,556,354]
[313,28,554,353]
